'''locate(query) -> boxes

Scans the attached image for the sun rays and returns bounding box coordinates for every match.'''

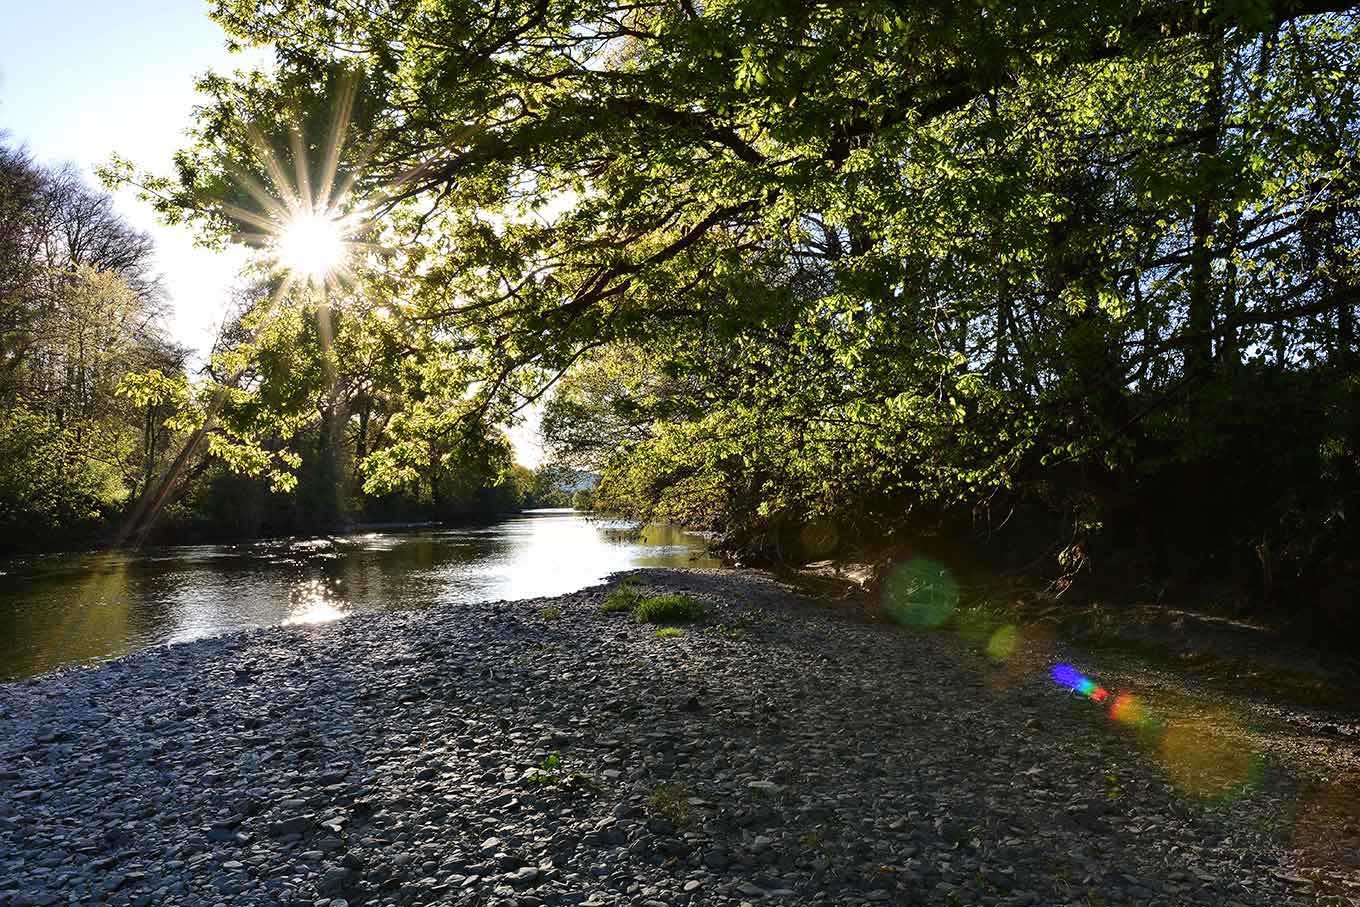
[277,209,346,282]
[220,75,375,302]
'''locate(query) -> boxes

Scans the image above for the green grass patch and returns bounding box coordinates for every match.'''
[599,582,643,615]
[654,627,685,639]
[632,594,705,624]
[539,606,562,620]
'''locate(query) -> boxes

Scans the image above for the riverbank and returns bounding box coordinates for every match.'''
[0,513,719,681]
[1,569,1356,906]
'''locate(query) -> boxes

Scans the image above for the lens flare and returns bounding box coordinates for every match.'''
[1158,714,1259,798]
[214,74,385,300]
[1047,663,1261,801]
[1109,692,1146,725]
[1051,663,1110,702]
[882,557,958,627]
[986,624,1019,662]
[277,211,345,281]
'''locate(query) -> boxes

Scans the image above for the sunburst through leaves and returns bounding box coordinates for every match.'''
[220,75,375,300]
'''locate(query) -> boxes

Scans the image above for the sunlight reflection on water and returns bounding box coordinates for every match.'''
[0,510,717,679]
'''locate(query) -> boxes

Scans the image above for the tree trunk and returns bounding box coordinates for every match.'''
[1186,39,1227,374]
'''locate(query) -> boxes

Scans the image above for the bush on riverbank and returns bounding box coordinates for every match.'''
[549,357,1360,645]
[597,585,706,625]
[599,583,643,615]
[632,594,705,625]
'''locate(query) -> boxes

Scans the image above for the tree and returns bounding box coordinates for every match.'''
[117,0,1360,614]
[0,143,45,393]
[0,144,184,549]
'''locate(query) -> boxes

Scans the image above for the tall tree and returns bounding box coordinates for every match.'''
[114,0,1360,604]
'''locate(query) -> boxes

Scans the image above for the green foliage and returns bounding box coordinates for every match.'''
[646,783,691,827]
[524,751,601,792]
[0,149,187,549]
[539,606,563,620]
[526,752,565,786]
[632,594,705,624]
[519,464,575,509]
[653,626,685,639]
[599,582,643,614]
[105,0,1360,618]
[0,409,124,543]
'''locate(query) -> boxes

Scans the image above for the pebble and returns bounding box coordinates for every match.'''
[0,569,1326,906]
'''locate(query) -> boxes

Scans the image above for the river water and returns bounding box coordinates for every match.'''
[0,509,718,680]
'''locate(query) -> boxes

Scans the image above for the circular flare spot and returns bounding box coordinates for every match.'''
[1110,693,1147,726]
[986,624,1019,661]
[1157,714,1258,798]
[882,558,958,628]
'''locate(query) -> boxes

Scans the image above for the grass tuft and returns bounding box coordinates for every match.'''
[539,606,562,620]
[632,594,705,624]
[646,782,691,827]
[599,582,643,615]
[654,627,685,639]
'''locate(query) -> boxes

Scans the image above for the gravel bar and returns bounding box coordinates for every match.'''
[0,569,1334,906]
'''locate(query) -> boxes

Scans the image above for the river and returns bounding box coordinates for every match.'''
[0,509,718,680]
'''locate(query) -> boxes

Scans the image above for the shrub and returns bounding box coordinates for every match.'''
[632,594,705,624]
[599,582,643,614]
[539,606,562,620]
[654,627,685,639]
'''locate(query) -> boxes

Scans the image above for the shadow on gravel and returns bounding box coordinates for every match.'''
[5,568,1360,905]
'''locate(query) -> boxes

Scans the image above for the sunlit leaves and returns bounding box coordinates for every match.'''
[117,0,1360,560]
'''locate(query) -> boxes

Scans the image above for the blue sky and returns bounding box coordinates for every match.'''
[0,0,252,358]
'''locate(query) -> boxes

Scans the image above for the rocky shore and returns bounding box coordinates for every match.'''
[0,569,1349,906]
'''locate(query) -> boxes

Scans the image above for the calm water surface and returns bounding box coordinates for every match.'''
[0,509,718,680]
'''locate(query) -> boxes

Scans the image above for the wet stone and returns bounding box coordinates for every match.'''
[0,569,1330,907]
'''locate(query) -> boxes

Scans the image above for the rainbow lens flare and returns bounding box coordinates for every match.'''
[1049,663,1259,800]
[1050,663,1110,702]
[1109,692,1147,726]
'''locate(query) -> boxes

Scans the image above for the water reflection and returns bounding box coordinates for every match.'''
[283,578,348,626]
[0,510,717,679]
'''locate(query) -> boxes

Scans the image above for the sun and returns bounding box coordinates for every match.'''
[276,210,345,283]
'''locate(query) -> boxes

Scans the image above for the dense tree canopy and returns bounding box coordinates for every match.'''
[117,0,1360,623]
[0,145,187,546]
